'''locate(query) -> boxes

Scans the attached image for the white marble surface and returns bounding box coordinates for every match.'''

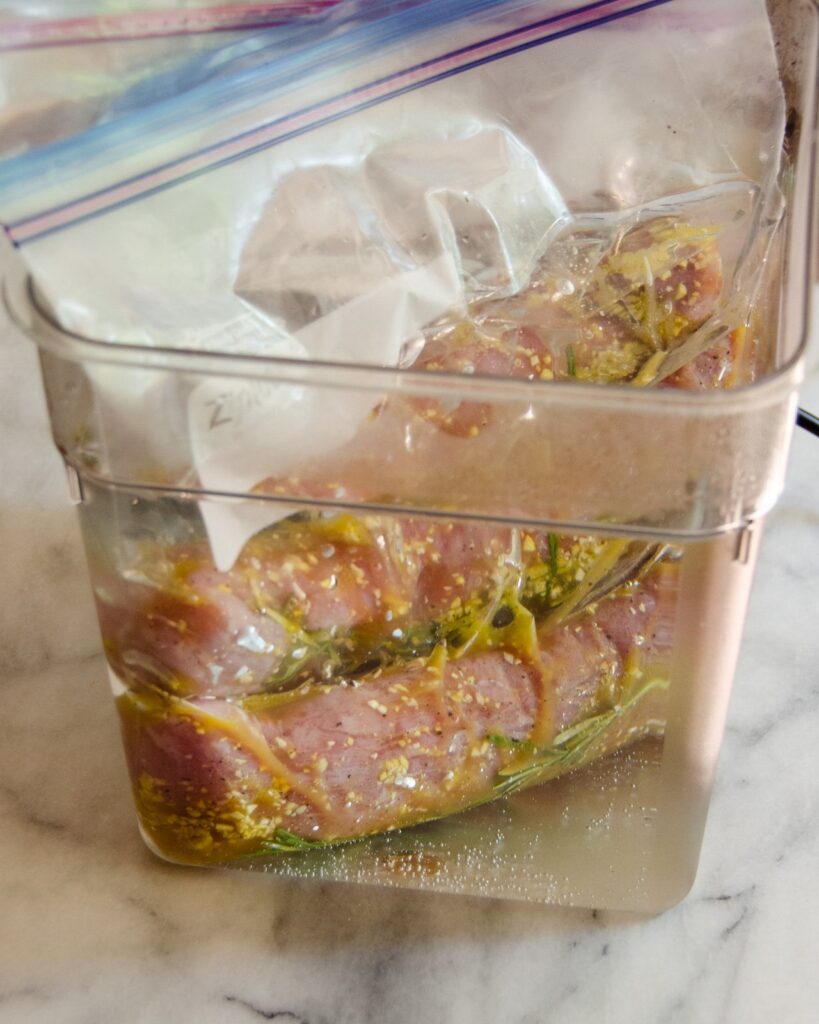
[0,283,818,1023]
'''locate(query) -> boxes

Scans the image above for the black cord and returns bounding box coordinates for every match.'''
[797,407,819,438]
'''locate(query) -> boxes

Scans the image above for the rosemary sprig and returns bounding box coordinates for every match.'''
[548,532,559,575]
[244,828,327,855]
[492,677,668,798]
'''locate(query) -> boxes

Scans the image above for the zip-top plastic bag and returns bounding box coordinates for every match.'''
[0,0,787,568]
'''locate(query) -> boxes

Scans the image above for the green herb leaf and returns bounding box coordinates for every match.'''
[566,345,577,378]
[548,533,559,575]
[494,677,668,797]
[245,827,327,855]
[487,732,534,753]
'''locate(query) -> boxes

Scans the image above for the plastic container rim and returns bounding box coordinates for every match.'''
[2,267,810,417]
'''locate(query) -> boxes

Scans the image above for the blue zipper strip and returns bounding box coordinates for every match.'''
[5,0,676,243]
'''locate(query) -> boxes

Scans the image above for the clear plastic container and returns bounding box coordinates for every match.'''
[4,0,817,911]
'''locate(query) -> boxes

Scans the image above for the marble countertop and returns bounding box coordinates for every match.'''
[1,289,818,1024]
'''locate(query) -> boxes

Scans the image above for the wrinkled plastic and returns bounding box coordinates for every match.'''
[0,0,785,342]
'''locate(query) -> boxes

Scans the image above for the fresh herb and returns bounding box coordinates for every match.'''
[542,539,631,629]
[548,533,559,575]
[245,827,327,854]
[566,345,577,378]
[493,677,668,797]
[263,628,342,688]
[487,732,534,753]
[521,535,609,616]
